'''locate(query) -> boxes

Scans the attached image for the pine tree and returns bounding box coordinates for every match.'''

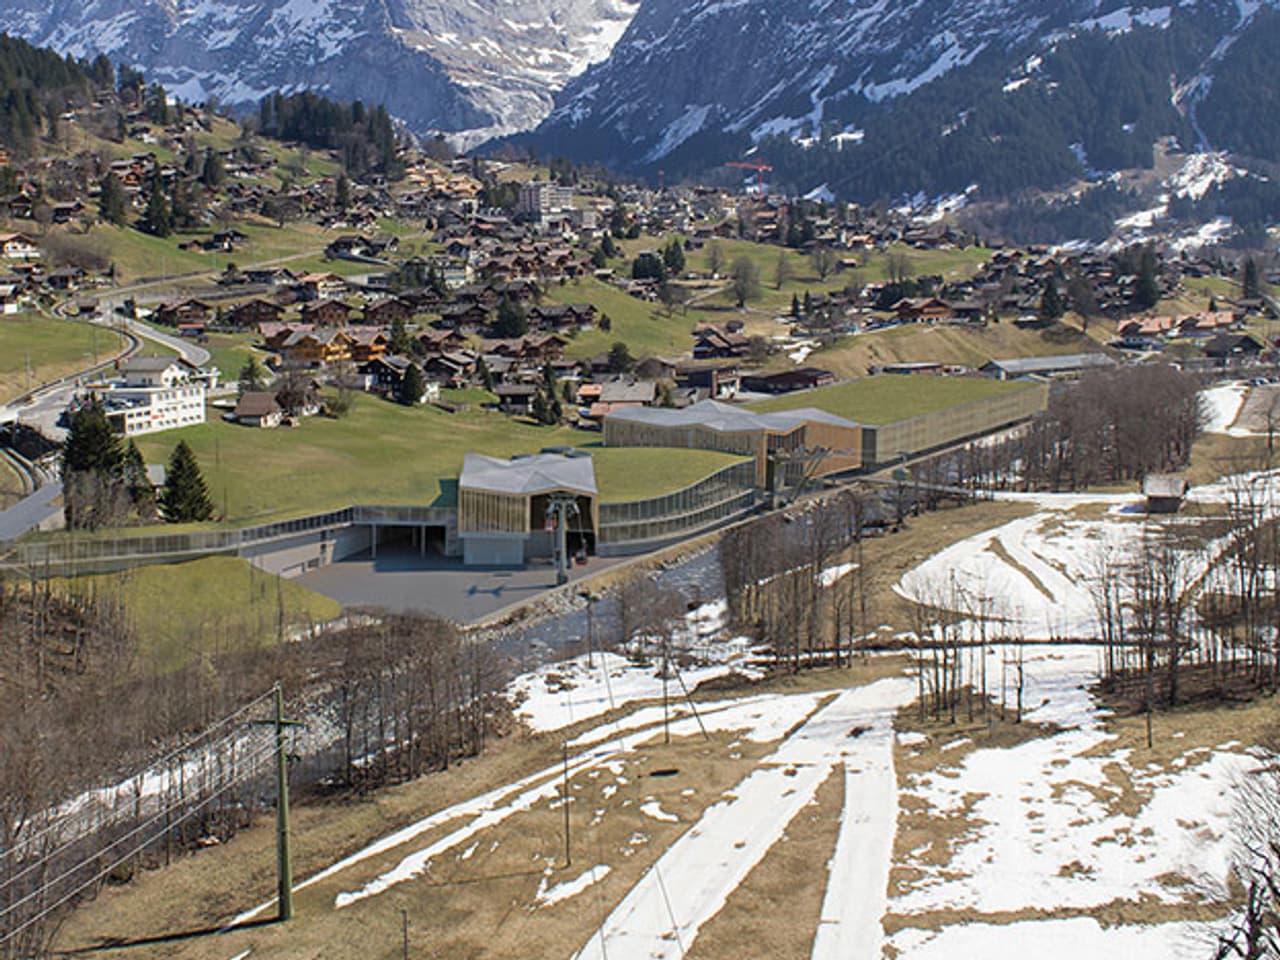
[62,399,123,478]
[531,389,550,425]
[663,238,686,276]
[791,293,802,317]
[1133,248,1160,310]
[493,295,527,338]
[540,362,562,421]
[98,172,127,226]
[532,387,559,425]
[607,341,635,373]
[159,440,214,522]
[389,316,413,356]
[122,439,154,513]
[61,399,127,529]
[399,362,426,405]
[476,355,495,392]
[335,172,351,211]
[1243,257,1261,299]
[631,252,667,282]
[200,148,225,189]
[169,178,198,230]
[141,176,172,238]
[238,356,266,396]
[1039,281,1065,322]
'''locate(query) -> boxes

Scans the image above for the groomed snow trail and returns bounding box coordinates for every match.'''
[810,685,908,960]
[572,677,915,960]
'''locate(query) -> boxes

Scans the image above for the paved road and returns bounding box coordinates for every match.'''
[80,298,212,366]
[0,480,61,544]
[0,308,212,438]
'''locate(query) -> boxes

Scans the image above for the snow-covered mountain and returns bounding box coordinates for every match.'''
[524,0,1280,210]
[0,0,639,146]
[539,0,1078,162]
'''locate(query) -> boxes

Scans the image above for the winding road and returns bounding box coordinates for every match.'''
[0,302,216,545]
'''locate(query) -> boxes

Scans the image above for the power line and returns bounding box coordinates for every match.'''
[0,736,276,933]
[6,689,275,864]
[0,732,276,927]
[1,723,272,897]
[1,736,278,948]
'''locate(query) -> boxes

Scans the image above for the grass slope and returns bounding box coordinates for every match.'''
[565,238,996,363]
[786,320,1105,379]
[0,456,24,510]
[200,331,262,382]
[749,374,1036,424]
[134,394,580,523]
[132,396,747,524]
[591,447,748,503]
[0,312,126,402]
[90,220,336,284]
[548,277,696,360]
[57,556,341,672]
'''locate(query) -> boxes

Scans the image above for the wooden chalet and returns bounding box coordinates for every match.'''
[363,297,415,326]
[152,299,211,329]
[300,299,352,327]
[279,328,354,367]
[244,266,297,286]
[418,328,470,354]
[1204,333,1264,362]
[0,232,39,260]
[362,354,415,393]
[297,272,348,300]
[741,367,836,394]
[529,302,598,331]
[892,297,953,322]
[233,391,283,429]
[692,324,751,359]
[225,299,284,328]
[437,302,491,331]
[347,327,390,363]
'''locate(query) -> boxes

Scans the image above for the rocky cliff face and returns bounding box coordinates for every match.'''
[0,0,639,144]
[537,0,1080,165]
[526,0,1280,198]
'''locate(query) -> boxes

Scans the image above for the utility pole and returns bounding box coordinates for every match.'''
[662,633,670,745]
[560,742,572,869]
[275,685,294,921]
[253,685,304,922]
[579,590,596,667]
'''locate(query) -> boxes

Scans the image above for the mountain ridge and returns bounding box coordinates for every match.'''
[0,0,640,146]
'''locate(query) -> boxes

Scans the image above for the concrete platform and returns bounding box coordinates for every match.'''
[295,544,625,624]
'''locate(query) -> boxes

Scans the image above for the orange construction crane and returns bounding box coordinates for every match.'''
[725,159,773,195]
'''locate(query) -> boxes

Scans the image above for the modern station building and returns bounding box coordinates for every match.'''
[603,400,864,487]
[457,450,598,566]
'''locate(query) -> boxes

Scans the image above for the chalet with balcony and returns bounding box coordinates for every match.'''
[300,299,352,327]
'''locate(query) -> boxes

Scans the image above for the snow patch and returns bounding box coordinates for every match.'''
[537,864,612,906]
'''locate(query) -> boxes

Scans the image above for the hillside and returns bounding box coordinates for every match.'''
[521,0,1280,239]
[0,0,640,146]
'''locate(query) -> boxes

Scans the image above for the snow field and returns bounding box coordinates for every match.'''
[889,917,1207,959]
[1201,383,1248,434]
[572,678,916,960]
[508,642,761,735]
